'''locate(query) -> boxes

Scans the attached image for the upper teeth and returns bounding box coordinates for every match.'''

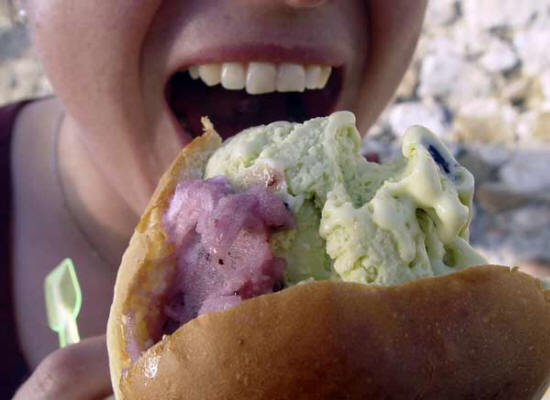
[187,62,332,94]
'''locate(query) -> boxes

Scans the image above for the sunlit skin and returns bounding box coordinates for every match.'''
[11,0,426,397]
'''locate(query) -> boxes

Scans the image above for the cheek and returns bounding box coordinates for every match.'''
[27,1,162,130]
[354,0,427,131]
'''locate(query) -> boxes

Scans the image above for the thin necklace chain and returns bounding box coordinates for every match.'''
[50,111,113,268]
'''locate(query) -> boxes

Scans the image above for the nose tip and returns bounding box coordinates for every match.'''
[285,0,327,8]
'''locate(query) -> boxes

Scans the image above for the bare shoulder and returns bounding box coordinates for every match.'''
[11,96,65,230]
[11,97,68,367]
[13,96,63,136]
[11,97,64,170]
[12,97,116,368]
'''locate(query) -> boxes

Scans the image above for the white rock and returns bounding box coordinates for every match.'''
[425,0,457,27]
[471,205,550,270]
[0,15,10,30]
[510,205,550,232]
[418,37,463,98]
[450,20,492,57]
[518,104,550,144]
[501,76,537,103]
[453,98,517,143]
[516,107,550,144]
[480,38,518,73]
[532,109,550,141]
[476,182,531,213]
[394,63,419,99]
[0,2,14,28]
[418,37,492,105]
[387,100,449,139]
[516,110,538,143]
[448,63,493,108]
[540,72,550,102]
[458,98,502,120]
[0,67,16,105]
[455,149,494,184]
[0,54,52,105]
[475,144,513,167]
[514,20,550,75]
[500,150,550,193]
[463,0,544,31]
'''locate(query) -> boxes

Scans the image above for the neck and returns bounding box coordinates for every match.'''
[55,113,145,267]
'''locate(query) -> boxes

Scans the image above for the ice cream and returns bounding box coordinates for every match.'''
[109,113,550,400]
[205,111,486,286]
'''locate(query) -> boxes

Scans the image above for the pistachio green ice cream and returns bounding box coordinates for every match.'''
[204,111,485,286]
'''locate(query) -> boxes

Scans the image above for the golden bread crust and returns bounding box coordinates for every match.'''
[120,266,550,400]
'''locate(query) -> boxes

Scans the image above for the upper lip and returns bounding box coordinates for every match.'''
[165,42,346,83]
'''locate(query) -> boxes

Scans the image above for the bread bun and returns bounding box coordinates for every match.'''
[107,122,550,400]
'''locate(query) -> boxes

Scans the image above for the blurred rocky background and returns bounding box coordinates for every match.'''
[365,0,550,280]
[1,1,549,279]
[0,3,51,104]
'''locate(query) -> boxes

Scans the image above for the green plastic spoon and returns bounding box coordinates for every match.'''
[44,260,115,399]
[44,258,82,348]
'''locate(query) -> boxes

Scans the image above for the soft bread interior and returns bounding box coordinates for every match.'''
[108,121,550,399]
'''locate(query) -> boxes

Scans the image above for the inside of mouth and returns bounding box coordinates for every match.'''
[166,67,343,139]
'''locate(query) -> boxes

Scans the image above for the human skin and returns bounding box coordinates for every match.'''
[12,0,427,397]
[26,0,426,219]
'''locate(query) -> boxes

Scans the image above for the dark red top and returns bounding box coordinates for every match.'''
[0,100,32,397]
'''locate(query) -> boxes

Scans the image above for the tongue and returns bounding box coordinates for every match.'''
[168,70,341,139]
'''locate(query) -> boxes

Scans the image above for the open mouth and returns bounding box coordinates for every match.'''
[167,62,343,139]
